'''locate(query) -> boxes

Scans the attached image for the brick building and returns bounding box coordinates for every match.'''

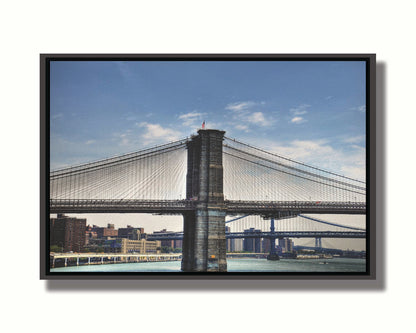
[50,214,86,253]
[92,223,118,238]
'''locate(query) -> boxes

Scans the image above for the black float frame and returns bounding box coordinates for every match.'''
[40,54,377,280]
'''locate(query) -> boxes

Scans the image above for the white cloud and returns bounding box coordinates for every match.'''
[225,101,256,112]
[289,104,310,124]
[137,122,181,145]
[234,124,249,132]
[178,111,204,120]
[247,112,269,126]
[85,140,96,145]
[225,101,273,128]
[291,116,306,124]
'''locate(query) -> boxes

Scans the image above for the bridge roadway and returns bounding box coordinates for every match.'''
[147,231,366,240]
[50,199,366,215]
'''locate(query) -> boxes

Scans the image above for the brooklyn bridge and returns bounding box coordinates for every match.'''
[50,129,366,272]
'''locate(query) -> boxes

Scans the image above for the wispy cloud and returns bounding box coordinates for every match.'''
[226,101,274,128]
[289,104,311,124]
[178,111,205,126]
[225,101,256,112]
[118,133,130,146]
[234,124,250,132]
[85,140,96,145]
[290,104,310,116]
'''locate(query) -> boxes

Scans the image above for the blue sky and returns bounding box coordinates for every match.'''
[50,60,366,247]
[50,60,366,180]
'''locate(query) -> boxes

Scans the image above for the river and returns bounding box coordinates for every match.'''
[50,257,365,273]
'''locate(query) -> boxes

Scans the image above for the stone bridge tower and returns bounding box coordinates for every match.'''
[181,129,227,272]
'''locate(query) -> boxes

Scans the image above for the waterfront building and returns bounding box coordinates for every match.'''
[121,239,161,254]
[87,238,162,254]
[50,214,86,253]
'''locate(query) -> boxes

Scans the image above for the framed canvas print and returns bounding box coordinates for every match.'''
[40,54,376,279]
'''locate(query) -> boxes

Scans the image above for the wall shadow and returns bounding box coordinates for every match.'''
[45,61,386,292]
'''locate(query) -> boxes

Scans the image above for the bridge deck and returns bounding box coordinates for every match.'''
[50,199,366,215]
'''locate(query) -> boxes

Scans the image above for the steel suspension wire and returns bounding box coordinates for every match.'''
[223,149,365,196]
[222,137,366,202]
[224,137,365,183]
[50,140,188,201]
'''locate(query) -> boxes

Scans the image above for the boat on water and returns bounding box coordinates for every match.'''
[266,254,280,261]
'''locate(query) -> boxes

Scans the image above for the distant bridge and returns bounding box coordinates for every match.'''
[147,230,365,241]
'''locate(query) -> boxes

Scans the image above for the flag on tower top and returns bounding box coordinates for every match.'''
[202,121,205,129]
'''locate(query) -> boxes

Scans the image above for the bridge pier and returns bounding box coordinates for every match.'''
[182,129,227,272]
[267,218,280,260]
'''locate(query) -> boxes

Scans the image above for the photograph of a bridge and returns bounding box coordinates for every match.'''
[40,54,375,279]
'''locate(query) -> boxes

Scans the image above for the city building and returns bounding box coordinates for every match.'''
[153,229,182,249]
[92,223,118,238]
[278,238,294,253]
[243,228,263,252]
[85,225,98,245]
[229,238,243,252]
[118,225,144,240]
[50,214,86,252]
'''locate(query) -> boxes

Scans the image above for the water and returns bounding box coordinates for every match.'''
[50,258,365,273]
